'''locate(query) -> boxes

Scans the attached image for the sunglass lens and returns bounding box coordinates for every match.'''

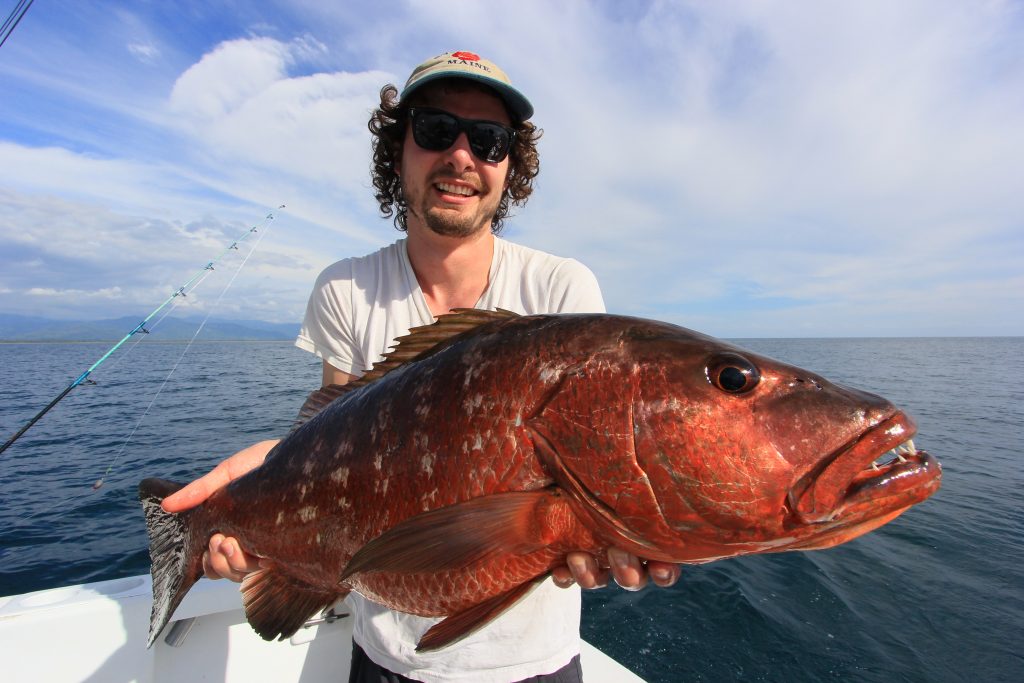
[468,124,511,163]
[413,112,459,151]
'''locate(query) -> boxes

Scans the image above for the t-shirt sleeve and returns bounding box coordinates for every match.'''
[547,258,607,314]
[294,261,364,375]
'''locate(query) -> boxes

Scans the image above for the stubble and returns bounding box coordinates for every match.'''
[405,174,500,238]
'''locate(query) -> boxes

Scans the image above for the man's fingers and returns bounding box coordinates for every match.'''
[566,551,609,589]
[648,560,681,588]
[555,549,682,591]
[161,442,275,514]
[608,547,647,591]
[161,463,232,513]
[551,565,575,588]
[202,534,256,582]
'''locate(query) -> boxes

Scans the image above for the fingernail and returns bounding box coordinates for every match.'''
[652,566,671,581]
[222,541,234,558]
[613,577,642,592]
[568,555,587,574]
[608,548,630,569]
[553,575,575,588]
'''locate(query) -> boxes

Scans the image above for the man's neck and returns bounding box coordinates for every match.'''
[405,223,495,317]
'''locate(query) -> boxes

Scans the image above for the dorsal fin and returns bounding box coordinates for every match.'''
[293,384,351,428]
[293,308,519,429]
[357,308,519,387]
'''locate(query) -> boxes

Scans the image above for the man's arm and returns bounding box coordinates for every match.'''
[161,360,356,582]
[323,362,358,388]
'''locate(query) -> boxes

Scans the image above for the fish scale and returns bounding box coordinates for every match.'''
[140,309,940,651]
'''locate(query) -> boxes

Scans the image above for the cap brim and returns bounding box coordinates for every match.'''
[400,72,533,122]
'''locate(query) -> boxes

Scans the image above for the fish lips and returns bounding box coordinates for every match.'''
[788,411,942,526]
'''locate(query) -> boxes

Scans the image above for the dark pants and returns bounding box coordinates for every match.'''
[348,641,584,683]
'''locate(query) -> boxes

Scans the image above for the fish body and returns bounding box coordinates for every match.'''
[140,310,940,650]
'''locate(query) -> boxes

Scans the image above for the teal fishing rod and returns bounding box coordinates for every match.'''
[0,206,285,456]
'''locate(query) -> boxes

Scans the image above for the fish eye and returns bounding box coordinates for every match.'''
[706,353,761,394]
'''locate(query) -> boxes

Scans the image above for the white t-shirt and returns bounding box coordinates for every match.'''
[295,236,606,683]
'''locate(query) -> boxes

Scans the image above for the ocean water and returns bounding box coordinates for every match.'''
[0,336,1020,682]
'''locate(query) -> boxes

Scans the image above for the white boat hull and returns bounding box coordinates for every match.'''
[0,576,644,682]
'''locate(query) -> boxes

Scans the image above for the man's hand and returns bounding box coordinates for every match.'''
[552,550,681,591]
[161,440,277,582]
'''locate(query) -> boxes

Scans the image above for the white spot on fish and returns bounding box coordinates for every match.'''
[374,453,383,470]
[275,511,285,526]
[302,460,315,476]
[330,466,350,485]
[421,454,434,477]
[472,434,483,451]
[297,506,318,522]
[539,367,558,382]
[463,393,484,414]
[337,497,351,509]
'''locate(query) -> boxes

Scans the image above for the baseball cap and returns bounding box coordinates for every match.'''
[400,51,534,122]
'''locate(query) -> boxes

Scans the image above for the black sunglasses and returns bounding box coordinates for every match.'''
[408,107,517,163]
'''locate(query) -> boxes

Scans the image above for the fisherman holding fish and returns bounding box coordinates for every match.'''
[162,52,681,682]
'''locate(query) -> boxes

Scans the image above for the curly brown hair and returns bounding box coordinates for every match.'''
[368,82,542,234]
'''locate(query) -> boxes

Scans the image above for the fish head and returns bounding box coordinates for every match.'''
[624,323,942,558]
[532,317,941,562]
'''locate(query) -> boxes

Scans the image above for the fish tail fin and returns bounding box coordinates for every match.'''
[139,477,206,648]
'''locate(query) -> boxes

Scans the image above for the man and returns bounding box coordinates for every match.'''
[163,51,680,682]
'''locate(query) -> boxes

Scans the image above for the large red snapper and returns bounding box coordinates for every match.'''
[140,309,941,651]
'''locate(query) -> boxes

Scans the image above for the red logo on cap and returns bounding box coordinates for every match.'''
[451,51,480,61]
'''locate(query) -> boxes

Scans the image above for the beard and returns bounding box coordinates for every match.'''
[423,206,492,237]
[404,174,501,238]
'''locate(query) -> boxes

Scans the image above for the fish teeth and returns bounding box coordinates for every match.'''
[893,439,916,462]
[869,439,918,470]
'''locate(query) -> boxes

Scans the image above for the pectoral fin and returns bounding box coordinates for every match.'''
[416,576,547,652]
[341,489,565,579]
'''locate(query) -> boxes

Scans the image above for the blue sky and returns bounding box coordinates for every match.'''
[1,0,1021,337]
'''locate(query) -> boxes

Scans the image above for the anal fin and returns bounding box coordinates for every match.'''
[417,576,547,652]
[240,565,345,641]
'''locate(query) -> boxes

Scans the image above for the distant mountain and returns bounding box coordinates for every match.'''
[0,314,300,341]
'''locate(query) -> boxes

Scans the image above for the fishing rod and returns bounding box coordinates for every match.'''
[0,205,286,456]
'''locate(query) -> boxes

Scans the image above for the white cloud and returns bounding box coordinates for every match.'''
[128,42,160,62]
[168,37,391,188]
[27,286,125,299]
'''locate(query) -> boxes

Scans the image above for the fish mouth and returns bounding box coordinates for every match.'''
[787,411,942,528]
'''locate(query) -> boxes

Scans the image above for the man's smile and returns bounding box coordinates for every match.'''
[434,181,478,198]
